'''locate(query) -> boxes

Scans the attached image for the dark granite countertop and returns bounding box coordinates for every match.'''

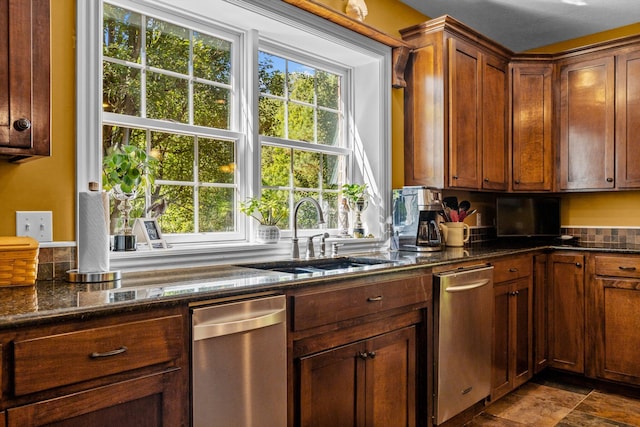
[1,239,638,329]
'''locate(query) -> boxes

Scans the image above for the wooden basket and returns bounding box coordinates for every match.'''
[0,237,39,286]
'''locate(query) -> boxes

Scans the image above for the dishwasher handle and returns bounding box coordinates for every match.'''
[444,279,490,293]
[193,307,286,341]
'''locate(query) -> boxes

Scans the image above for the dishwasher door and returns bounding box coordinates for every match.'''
[434,265,494,425]
[191,294,287,427]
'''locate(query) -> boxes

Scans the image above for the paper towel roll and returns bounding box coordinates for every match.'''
[78,191,110,273]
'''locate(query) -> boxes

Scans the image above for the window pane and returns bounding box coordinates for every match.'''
[146,18,189,74]
[317,109,340,146]
[193,32,231,84]
[199,138,235,184]
[288,61,314,104]
[151,131,193,182]
[261,146,290,187]
[259,52,285,97]
[323,154,341,190]
[288,102,314,142]
[322,192,339,229]
[147,72,188,122]
[317,70,339,109]
[293,150,320,188]
[194,83,230,129]
[199,187,235,232]
[259,97,285,137]
[103,4,141,63]
[103,62,141,116]
[154,185,194,233]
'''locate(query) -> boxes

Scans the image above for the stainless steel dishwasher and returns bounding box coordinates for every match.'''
[434,265,494,425]
[191,294,287,427]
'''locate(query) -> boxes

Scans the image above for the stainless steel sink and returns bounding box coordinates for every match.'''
[238,257,394,275]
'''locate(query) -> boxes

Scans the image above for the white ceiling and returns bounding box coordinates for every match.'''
[398,0,640,52]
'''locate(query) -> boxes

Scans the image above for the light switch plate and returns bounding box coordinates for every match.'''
[16,211,53,242]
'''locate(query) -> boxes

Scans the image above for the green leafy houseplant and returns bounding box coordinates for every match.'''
[341,183,368,204]
[239,197,288,227]
[102,144,159,195]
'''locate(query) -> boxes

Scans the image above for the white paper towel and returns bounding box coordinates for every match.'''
[78,191,110,273]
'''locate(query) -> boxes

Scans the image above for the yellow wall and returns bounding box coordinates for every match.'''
[1,1,638,243]
[0,0,76,240]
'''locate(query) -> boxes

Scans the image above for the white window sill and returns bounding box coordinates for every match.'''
[110,237,387,273]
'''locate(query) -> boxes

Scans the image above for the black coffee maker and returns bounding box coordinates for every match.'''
[392,186,444,252]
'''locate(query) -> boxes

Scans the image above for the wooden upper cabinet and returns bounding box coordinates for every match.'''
[0,0,50,162]
[401,16,509,191]
[559,55,615,190]
[511,63,554,191]
[616,48,640,189]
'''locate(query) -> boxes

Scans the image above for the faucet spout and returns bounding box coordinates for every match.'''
[292,197,326,258]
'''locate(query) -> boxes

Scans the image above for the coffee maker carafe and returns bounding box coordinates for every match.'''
[392,186,444,252]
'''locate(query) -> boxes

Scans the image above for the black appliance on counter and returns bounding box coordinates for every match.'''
[393,186,444,251]
[496,196,561,237]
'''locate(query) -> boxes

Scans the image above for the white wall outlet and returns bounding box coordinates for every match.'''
[16,211,53,242]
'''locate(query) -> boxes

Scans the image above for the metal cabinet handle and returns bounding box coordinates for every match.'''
[358,351,368,360]
[13,118,31,131]
[509,268,518,273]
[514,180,520,185]
[453,175,459,179]
[575,262,582,267]
[619,266,637,271]
[90,346,128,358]
[367,296,383,302]
[606,177,614,183]
[368,351,376,359]
[484,178,489,182]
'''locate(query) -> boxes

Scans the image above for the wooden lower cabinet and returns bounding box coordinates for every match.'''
[590,254,640,385]
[288,270,431,427]
[548,252,585,373]
[6,370,182,427]
[299,327,416,427]
[0,306,188,426]
[491,256,533,401]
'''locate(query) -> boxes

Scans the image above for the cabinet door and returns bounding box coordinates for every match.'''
[533,254,548,373]
[548,253,585,373]
[366,327,416,427]
[299,340,365,427]
[593,277,640,385]
[559,56,615,190]
[481,54,508,191]
[491,283,511,399]
[6,370,184,427]
[512,64,553,191]
[0,0,50,159]
[448,38,481,189]
[616,48,640,189]
[491,278,532,401]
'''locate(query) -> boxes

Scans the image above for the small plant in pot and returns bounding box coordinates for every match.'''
[102,144,159,251]
[240,196,288,243]
[341,183,368,237]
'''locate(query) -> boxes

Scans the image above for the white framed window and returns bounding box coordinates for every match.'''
[77,0,392,269]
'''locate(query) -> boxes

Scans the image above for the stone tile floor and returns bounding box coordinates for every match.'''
[466,372,640,426]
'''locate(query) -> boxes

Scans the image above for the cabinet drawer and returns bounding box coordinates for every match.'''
[492,256,532,283]
[595,255,640,278]
[291,274,431,332]
[13,315,183,396]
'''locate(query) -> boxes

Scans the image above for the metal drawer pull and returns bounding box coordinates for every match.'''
[90,346,128,359]
[367,296,383,302]
[619,266,637,271]
[509,268,518,273]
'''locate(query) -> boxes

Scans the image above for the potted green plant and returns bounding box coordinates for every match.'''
[341,183,368,237]
[240,196,288,243]
[102,144,159,250]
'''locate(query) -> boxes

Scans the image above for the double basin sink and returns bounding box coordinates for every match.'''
[240,256,395,275]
